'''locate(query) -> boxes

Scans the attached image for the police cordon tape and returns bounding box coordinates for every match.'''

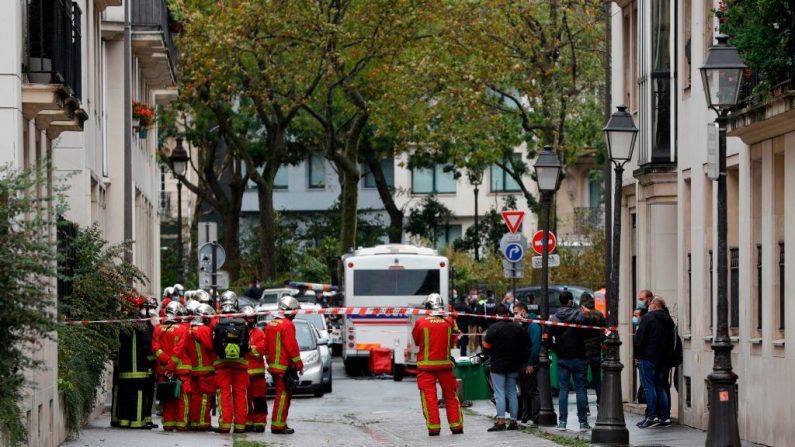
[63,306,618,334]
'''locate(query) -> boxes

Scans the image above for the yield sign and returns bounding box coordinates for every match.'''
[501,211,525,234]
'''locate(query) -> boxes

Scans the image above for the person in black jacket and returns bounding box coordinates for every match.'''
[633,296,675,428]
[550,291,592,432]
[482,304,530,432]
[453,297,471,356]
[579,293,605,412]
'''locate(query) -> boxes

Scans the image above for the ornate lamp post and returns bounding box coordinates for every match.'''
[591,105,637,445]
[169,138,190,284]
[533,146,562,426]
[700,34,745,447]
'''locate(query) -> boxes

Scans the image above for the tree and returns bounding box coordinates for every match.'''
[404,195,454,247]
[455,196,519,255]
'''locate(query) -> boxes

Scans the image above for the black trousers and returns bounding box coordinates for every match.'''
[112,377,155,428]
[518,369,539,423]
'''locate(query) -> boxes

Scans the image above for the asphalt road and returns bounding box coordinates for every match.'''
[62,357,558,447]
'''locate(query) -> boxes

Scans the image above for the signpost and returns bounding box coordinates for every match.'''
[500,233,528,295]
[531,230,557,255]
[532,254,560,269]
[198,242,226,303]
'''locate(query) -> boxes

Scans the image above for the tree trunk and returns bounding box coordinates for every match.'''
[187,190,203,279]
[368,158,402,243]
[339,172,359,253]
[256,162,278,281]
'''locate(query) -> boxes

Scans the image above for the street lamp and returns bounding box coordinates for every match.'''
[533,146,561,427]
[468,168,484,261]
[169,137,189,284]
[700,34,745,447]
[591,105,637,445]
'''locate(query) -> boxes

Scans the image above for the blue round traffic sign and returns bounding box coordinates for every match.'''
[504,243,524,262]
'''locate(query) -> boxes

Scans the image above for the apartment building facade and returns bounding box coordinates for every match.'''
[611,1,795,445]
[1,0,178,445]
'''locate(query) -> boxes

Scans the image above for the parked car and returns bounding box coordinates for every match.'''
[514,285,594,316]
[312,325,333,393]
[265,319,326,397]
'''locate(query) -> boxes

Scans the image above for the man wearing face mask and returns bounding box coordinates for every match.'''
[636,289,653,317]
[466,289,481,354]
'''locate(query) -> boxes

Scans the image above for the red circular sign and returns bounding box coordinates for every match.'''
[531,230,557,255]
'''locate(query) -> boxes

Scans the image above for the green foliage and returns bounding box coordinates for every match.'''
[719,0,794,94]
[454,196,518,255]
[404,196,454,245]
[57,225,146,435]
[0,164,59,446]
[548,224,606,291]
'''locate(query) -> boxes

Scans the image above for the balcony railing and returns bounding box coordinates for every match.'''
[132,0,179,78]
[736,11,795,107]
[572,207,605,233]
[25,0,82,99]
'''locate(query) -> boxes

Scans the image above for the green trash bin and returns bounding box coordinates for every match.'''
[549,351,594,393]
[454,359,491,401]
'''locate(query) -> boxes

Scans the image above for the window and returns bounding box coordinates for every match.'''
[757,244,763,331]
[709,249,714,330]
[274,165,289,190]
[687,252,692,331]
[730,247,739,330]
[623,1,639,111]
[682,0,692,90]
[412,164,456,194]
[435,224,462,251]
[363,158,394,189]
[650,0,671,162]
[353,269,441,296]
[587,173,604,208]
[490,155,522,193]
[307,153,325,189]
[780,242,785,331]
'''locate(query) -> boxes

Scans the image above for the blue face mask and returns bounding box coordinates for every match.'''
[632,316,640,326]
[637,300,647,310]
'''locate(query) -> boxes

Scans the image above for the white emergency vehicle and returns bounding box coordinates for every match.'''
[341,244,449,379]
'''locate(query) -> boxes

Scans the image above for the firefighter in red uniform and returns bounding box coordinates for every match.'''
[412,293,464,436]
[241,306,268,432]
[152,301,193,431]
[160,287,174,318]
[213,291,250,433]
[265,296,303,435]
[187,303,216,431]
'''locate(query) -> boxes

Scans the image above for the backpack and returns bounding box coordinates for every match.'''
[213,317,250,359]
[668,324,683,367]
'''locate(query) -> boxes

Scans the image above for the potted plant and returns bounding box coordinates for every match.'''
[132,101,155,138]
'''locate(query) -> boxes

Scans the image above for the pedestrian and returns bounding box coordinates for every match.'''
[637,289,653,317]
[314,291,330,309]
[187,303,216,431]
[550,291,592,432]
[477,290,497,330]
[453,296,470,356]
[579,293,605,414]
[265,296,304,435]
[634,296,675,428]
[244,278,263,302]
[501,291,515,315]
[152,301,193,431]
[514,302,541,425]
[412,293,464,436]
[466,289,481,354]
[241,306,268,433]
[213,291,250,434]
[112,294,157,429]
[482,304,530,431]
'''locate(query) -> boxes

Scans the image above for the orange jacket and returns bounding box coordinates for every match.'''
[188,324,215,376]
[264,318,303,374]
[152,322,192,376]
[412,315,457,371]
[246,327,267,376]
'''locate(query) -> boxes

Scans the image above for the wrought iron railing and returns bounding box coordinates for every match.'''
[132,0,179,78]
[736,11,795,107]
[25,0,82,99]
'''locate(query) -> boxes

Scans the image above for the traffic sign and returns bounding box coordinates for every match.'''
[198,243,226,270]
[531,254,560,269]
[502,259,525,270]
[501,211,525,234]
[531,230,557,255]
[200,270,229,289]
[503,268,524,279]
[503,243,524,262]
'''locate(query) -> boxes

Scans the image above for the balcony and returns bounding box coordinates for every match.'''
[23,0,87,138]
[572,207,605,234]
[132,0,179,88]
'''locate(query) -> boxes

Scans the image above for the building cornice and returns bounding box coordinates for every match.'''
[728,88,795,145]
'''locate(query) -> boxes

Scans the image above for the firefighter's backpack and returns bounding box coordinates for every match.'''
[213,317,250,359]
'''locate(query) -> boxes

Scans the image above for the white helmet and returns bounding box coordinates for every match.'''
[219,291,238,309]
[191,303,215,325]
[163,286,175,298]
[240,306,256,323]
[423,293,445,312]
[164,301,186,322]
[184,290,196,302]
[186,299,201,315]
[173,284,185,297]
[276,296,300,318]
[194,289,212,304]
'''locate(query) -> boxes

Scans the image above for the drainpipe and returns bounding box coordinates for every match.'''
[124,0,133,268]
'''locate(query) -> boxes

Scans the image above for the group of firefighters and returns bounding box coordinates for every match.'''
[111,285,304,434]
[112,286,465,437]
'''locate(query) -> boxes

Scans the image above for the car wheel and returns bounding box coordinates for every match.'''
[324,377,332,393]
[331,344,342,356]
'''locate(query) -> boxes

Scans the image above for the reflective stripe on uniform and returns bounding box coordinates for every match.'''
[119,372,150,379]
[274,332,282,367]
[248,368,265,375]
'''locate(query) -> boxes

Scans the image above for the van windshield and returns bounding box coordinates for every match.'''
[353,269,440,296]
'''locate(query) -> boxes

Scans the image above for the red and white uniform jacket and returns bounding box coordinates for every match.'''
[264,318,303,374]
[246,327,267,376]
[412,315,457,371]
[188,324,215,376]
[152,322,192,376]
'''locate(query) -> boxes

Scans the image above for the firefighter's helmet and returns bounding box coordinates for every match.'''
[172,284,185,297]
[163,286,174,298]
[143,296,158,308]
[277,296,301,311]
[186,299,201,315]
[194,290,212,304]
[240,306,256,323]
[423,293,445,312]
[192,303,215,325]
[184,290,196,302]
[164,301,186,322]
[219,290,238,309]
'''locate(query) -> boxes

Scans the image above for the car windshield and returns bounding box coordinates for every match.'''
[296,313,326,331]
[294,323,317,351]
[260,293,279,305]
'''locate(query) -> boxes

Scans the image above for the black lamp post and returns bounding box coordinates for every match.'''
[700,34,745,447]
[533,146,562,426]
[591,105,637,445]
[468,168,484,261]
[169,137,189,284]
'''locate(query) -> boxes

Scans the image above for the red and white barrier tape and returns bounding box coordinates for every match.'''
[63,307,617,333]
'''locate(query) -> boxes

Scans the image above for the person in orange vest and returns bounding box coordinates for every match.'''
[412,293,464,436]
[152,301,192,431]
[265,296,303,435]
[213,291,250,434]
[241,306,268,432]
[187,303,216,431]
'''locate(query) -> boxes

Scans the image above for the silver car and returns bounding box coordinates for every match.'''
[290,319,326,397]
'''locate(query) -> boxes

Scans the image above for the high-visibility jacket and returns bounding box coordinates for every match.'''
[117,321,155,380]
[412,314,457,371]
[152,322,192,375]
[188,324,215,376]
[246,327,267,376]
[264,317,303,374]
